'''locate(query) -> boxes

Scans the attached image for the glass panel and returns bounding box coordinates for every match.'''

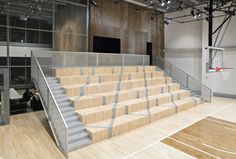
[0,57,7,66]
[10,67,26,85]
[26,57,31,65]
[26,30,39,43]
[0,14,6,26]
[26,67,31,84]
[10,28,25,42]
[26,18,39,29]
[10,16,25,28]
[40,31,52,44]
[10,57,27,66]
[0,74,3,86]
[124,54,143,66]
[40,20,52,30]
[0,26,7,41]
[98,53,122,66]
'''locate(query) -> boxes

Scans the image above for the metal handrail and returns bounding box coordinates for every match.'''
[158,57,211,91]
[157,57,212,102]
[33,53,68,128]
[32,52,68,155]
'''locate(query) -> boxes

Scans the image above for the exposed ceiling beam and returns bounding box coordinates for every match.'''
[123,0,167,12]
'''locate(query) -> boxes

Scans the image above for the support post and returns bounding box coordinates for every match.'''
[208,0,213,68]
[6,0,10,68]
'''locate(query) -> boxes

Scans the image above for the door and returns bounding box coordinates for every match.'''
[147,42,152,65]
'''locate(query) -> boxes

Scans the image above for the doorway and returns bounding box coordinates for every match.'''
[147,42,152,65]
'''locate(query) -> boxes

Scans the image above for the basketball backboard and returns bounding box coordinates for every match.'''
[205,46,225,73]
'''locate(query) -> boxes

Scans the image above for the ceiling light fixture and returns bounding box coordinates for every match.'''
[164,20,169,25]
[160,0,165,6]
[167,0,171,4]
[191,10,197,18]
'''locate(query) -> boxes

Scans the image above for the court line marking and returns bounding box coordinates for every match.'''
[123,102,233,159]
[225,127,236,132]
[205,118,236,129]
[168,137,221,159]
[203,143,236,155]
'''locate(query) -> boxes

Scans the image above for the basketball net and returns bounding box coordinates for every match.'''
[212,67,234,80]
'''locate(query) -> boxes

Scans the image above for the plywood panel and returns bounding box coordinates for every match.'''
[90,0,164,57]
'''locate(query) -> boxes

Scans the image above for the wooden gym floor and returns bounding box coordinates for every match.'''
[162,116,236,159]
[0,97,236,159]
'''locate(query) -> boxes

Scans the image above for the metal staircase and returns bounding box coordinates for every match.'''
[46,77,91,152]
[31,53,91,156]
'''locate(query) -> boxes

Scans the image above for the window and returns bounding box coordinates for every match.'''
[10,16,25,28]
[40,31,52,44]
[40,20,52,30]
[0,26,6,41]
[27,18,39,29]
[10,28,25,42]
[0,15,6,25]
[26,30,39,43]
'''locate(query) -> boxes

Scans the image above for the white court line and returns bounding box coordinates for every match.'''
[203,143,236,155]
[168,137,221,159]
[225,127,236,132]
[123,102,233,159]
[206,118,236,128]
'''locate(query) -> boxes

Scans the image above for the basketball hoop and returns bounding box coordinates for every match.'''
[209,67,234,80]
[221,68,234,80]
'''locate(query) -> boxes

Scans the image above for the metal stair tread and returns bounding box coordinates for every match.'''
[67,120,82,128]
[68,126,86,136]
[58,101,72,107]
[62,111,76,117]
[68,132,89,144]
[60,107,75,113]
[64,116,78,122]
[68,138,91,152]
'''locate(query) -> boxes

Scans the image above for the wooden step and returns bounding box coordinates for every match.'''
[85,106,175,143]
[158,97,201,113]
[77,90,190,124]
[63,77,172,97]
[85,97,200,143]
[57,71,164,86]
[52,66,157,76]
[71,83,180,110]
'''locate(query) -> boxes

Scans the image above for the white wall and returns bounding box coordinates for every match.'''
[165,20,202,49]
[0,45,51,57]
[202,15,236,95]
[165,11,203,81]
[165,11,236,96]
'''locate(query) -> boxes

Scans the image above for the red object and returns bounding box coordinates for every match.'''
[214,67,233,72]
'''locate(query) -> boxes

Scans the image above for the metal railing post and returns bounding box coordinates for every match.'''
[96,53,99,67]
[36,65,39,83]
[142,56,145,66]
[169,65,172,76]
[122,54,124,67]
[63,52,66,67]
[186,75,189,88]
[47,88,50,120]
